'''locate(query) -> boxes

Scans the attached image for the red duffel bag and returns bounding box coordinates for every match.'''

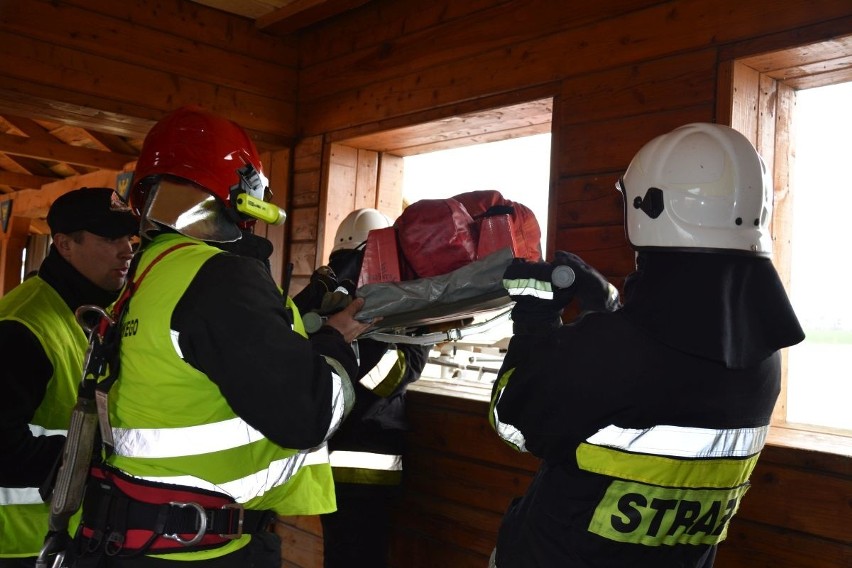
[453,189,543,263]
[394,197,477,278]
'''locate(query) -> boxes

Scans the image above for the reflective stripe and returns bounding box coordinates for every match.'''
[329,450,402,471]
[29,424,66,437]
[492,386,527,452]
[128,451,309,503]
[503,277,554,300]
[304,444,330,466]
[170,329,183,359]
[112,416,267,459]
[586,424,768,459]
[359,351,400,391]
[327,370,345,439]
[0,486,43,506]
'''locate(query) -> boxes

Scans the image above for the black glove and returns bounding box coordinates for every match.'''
[552,251,620,314]
[292,266,342,316]
[502,258,577,334]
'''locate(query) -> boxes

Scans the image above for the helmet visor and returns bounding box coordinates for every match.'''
[143,177,242,242]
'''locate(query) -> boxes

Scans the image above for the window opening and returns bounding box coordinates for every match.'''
[786,81,852,433]
[402,134,551,384]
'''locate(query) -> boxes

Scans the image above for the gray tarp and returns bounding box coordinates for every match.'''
[355,247,514,331]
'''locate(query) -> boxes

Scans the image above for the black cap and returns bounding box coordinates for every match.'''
[47,187,138,238]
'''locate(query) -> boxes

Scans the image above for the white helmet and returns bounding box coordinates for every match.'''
[616,123,772,256]
[332,208,392,252]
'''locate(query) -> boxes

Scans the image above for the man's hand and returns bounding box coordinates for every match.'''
[325,298,379,343]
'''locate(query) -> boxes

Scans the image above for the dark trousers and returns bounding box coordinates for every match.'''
[0,558,36,568]
[320,483,397,568]
[70,532,281,568]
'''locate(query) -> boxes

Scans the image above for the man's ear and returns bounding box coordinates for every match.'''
[52,233,73,259]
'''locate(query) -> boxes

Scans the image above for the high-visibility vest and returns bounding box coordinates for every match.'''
[104,233,339,560]
[0,277,85,557]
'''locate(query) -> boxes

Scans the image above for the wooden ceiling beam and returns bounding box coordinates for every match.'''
[0,132,135,170]
[0,170,59,191]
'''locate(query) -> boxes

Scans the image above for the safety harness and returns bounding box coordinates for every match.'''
[69,242,276,559]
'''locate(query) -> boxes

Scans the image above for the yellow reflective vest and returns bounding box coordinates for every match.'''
[0,277,84,558]
[104,234,337,560]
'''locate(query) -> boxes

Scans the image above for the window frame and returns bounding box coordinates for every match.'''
[719,36,852,454]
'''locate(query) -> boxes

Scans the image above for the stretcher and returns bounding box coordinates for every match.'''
[355,247,515,346]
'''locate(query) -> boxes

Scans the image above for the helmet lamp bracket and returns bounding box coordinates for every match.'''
[633,187,665,219]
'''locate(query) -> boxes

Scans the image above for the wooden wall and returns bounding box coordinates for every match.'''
[277,0,852,565]
[0,0,299,144]
[291,0,852,283]
[276,387,851,567]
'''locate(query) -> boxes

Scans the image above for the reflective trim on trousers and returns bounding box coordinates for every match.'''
[329,450,402,471]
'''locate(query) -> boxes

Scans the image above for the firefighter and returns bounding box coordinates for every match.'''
[294,209,429,568]
[0,188,137,568]
[68,107,374,567]
[489,123,805,567]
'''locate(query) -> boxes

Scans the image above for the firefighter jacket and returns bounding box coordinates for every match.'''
[0,248,117,558]
[490,252,804,567]
[100,233,357,560]
[327,339,429,485]
[490,310,784,567]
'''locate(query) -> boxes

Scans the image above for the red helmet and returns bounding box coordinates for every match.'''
[131,106,284,240]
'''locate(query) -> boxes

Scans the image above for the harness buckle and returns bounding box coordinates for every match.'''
[163,501,207,546]
[219,503,245,539]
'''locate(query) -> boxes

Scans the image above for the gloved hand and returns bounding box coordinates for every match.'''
[292,266,343,316]
[502,258,577,334]
[552,251,620,314]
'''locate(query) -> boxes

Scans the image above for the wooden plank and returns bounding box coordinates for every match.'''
[343,100,553,155]
[556,106,714,177]
[715,518,851,568]
[389,531,489,568]
[553,225,633,276]
[0,170,57,191]
[298,0,652,98]
[0,0,296,98]
[558,50,717,125]
[274,517,324,567]
[0,132,134,170]
[403,451,534,515]
[264,148,291,287]
[377,153,404,218]
[554,174,624,228]
[292,172,322,207]
[405,394,541,471]
[298,0,852,135]
[737,461,852,543]
[299,0,513,68]
[391,492,503,557]
[0,33,295,145]
[354,149,379,210]
[290,206,320,242]
[60,0,298,63]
